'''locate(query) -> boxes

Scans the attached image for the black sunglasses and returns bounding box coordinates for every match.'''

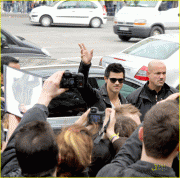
[109,78,124,83]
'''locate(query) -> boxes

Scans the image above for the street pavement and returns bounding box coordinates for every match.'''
[1,15,178,67]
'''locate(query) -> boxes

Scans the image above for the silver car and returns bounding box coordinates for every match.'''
[22,64,143,130]
[99,33,179,88]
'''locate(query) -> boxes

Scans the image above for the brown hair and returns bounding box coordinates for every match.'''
[115,104,141,118]
[115,115,138,137]
[56,124,93,177]
[143,100,179,159]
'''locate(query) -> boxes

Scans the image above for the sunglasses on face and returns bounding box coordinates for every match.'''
[109,78,124,84]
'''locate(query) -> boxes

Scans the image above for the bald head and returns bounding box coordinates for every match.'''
[148,60,166,73]
[147,60,166,92]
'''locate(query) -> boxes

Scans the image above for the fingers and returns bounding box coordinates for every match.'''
[75,108,90,126]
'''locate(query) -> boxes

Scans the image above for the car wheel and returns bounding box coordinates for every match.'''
[40,15,52,27]
[90,18,102,28]
[118,35,131,41]
[150,26,164,36]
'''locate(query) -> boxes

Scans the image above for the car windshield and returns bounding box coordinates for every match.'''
[123,38,179,60]
[125,1,158,7]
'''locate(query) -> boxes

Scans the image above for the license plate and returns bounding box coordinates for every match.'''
[119,27,129,31]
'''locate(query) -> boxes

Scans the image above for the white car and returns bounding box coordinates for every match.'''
[99,33,179,88]
[29,1,107,28]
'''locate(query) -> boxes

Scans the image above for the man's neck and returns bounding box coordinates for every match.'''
[107,89,119,101]
[148,83,162,93]
[141,147,173,167]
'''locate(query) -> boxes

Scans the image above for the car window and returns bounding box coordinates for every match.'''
[123,38,179,60]
[1,32,16,45]
[57,1,77,9]
[78,1,94,8]
[125,1,158,7]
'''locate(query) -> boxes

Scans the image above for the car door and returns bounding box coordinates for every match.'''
[159,1,179,29]
[75,1,99,25]
[53,1,78,24]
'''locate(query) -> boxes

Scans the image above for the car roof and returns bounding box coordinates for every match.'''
[22,64,144,85]
[149,33,179,43]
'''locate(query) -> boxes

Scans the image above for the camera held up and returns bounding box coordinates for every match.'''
[88,107,105,124]
[60,70,84,88]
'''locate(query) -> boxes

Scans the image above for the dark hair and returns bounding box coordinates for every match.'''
[115,115,138,137]
[15,121,59,177]
[104,63,125,78]
[143,100,179,159]
[1,56,19,74]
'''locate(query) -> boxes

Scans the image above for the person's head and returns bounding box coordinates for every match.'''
[104,63,125,94]
[15,121,59,177]
[1,56,20,84]
[139,100,179,159]
[147,60,166,91]
[115,104,141,125]
[56,124,93,177]
[115,115,138,137]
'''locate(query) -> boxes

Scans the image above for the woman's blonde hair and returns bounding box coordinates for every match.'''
[56,124,93,177]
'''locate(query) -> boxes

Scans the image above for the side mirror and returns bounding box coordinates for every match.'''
[1,38,8,48]
[159,2,168,11]
[17,36,25,41]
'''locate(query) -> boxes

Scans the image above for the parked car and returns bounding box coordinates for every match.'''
[99,33,179,88]
[1,28,50,58]
[22,64,143,130]
[29,1,107,28]
[113,1,179,41]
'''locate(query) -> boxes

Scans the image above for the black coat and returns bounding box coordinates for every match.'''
[126,82,178,121]
[96,123,178,177]
[78,61,128,111]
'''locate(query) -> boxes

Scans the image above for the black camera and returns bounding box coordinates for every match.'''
[88,107,105,124]
[60,70,84,88]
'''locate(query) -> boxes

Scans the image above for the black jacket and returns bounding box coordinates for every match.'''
[96,123,179,177]
[126,82,178,121]
[78,61,127,111]
[1,104,49,177]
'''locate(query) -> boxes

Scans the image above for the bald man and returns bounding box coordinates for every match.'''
[126,60,178,121]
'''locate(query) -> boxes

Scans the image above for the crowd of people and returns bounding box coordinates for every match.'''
[1,43,179,177]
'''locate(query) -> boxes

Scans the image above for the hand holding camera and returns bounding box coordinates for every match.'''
[60,70,84,89]
[88,107,105,124]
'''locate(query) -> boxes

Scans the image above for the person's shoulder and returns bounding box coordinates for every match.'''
[164,83,178,93]
[126,86,144,101]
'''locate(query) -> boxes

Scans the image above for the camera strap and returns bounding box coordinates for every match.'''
[94,117,111,144]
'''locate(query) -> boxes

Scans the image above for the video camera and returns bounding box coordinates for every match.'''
[60,70,84,88]
[88,107,105,124]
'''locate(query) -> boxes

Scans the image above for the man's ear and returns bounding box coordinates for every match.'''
[104,76,108,83]
[58,154,61,164]
[138,127,144,142]
[176,143,179,152]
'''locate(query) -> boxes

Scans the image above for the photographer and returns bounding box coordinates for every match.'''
[1,71,68,177]
[97,100,179,177]
[74,106,139,177]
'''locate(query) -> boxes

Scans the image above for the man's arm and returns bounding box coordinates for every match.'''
[1,71,68,176]
[96,123,143,177]
[78,43,100,107]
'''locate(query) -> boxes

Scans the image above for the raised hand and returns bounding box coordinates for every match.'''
[78,43,94,64]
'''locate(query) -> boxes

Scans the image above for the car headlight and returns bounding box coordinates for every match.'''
[41,48,51,56]
[134,19,147,25]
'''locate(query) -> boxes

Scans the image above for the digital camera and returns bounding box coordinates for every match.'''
[88,107,105,124]
[60,70,84,88]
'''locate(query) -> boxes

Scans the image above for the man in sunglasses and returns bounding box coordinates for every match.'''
[78,43,127,111]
